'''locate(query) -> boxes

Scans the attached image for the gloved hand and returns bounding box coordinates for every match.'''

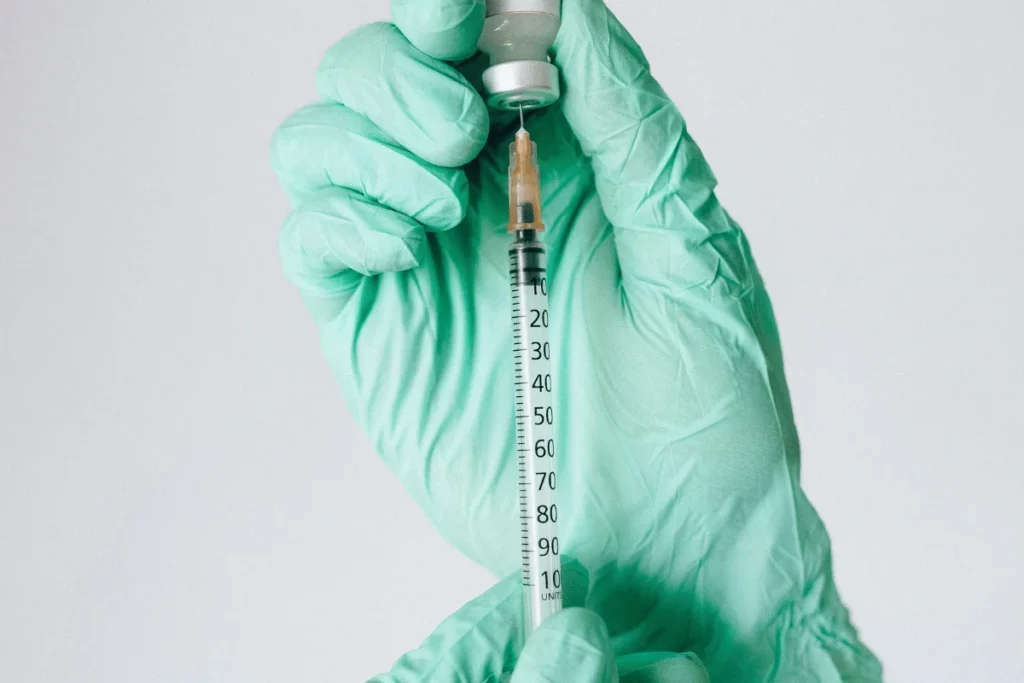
[270,0,883,680]
[374,567,710,683]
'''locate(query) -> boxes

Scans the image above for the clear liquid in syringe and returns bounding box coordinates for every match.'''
[508,121,562,637]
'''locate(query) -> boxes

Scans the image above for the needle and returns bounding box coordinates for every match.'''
[519,103,525,130]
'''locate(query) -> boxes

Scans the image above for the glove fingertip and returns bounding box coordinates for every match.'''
[391,0,486,62]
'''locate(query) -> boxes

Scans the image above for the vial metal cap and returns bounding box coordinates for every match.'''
[486,0,560,17]
[482,60,560,110]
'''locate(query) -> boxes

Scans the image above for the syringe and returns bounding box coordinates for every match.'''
[507,115,562,638]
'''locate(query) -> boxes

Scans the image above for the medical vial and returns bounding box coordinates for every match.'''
[478,0,562,110]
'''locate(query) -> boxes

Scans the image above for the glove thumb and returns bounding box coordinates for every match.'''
[552,0,690,221]
[510,608,618,683]
[552,0,736,296]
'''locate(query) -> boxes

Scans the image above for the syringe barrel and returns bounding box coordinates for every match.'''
[509,230,563,637]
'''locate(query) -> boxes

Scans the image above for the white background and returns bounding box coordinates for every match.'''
[2,0,1022,681]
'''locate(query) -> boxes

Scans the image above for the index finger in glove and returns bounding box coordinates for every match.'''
[371,573,523,682]
[373,563,591,682]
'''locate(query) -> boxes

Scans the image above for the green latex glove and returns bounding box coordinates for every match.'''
[372,567,710,682]
[270,0,882,680]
